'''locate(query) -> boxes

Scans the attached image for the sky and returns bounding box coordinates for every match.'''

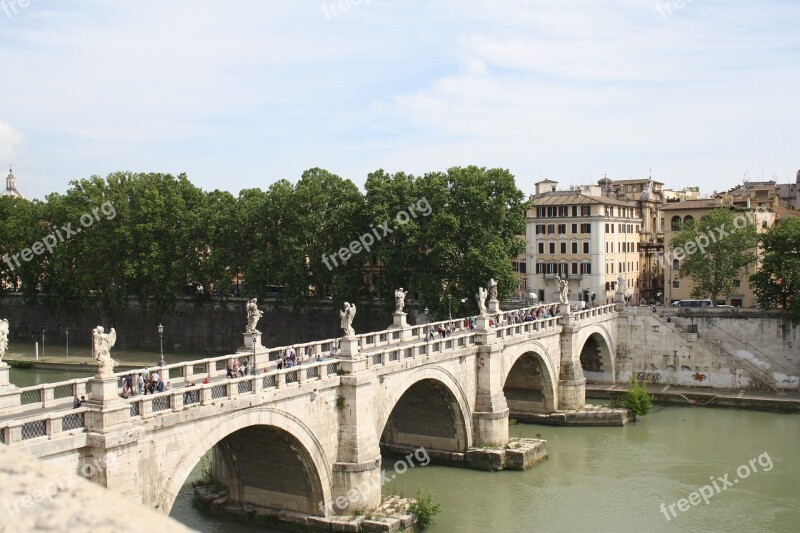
[0,0,798,201]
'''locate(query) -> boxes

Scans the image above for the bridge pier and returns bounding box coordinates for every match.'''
[331,350,382,515]
[472,340,510,447]
[558,317,588,410]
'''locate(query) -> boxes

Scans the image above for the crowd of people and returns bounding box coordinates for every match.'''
[119,370,173,398]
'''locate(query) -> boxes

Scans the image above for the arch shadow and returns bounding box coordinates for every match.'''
[160,407,332,516]
[501,342,558,416]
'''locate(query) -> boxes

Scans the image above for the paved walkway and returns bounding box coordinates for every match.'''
[586,383,800,409]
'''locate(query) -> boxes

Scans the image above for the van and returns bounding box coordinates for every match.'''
[676,299,713,308]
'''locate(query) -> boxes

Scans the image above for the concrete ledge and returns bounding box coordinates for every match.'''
[465,438,548,472]
[513,405,634,426]
[194,483,416,532]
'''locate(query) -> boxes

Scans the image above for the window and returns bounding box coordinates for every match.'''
[605,282,610,291]
[671,216,682,231]
[572,242,578,254]
[605,242,608,253]
[581,206,591,216]
[560,242,567,254]
[536,263,544,274]
[558,224,567,234]
[672,280,680,289]
[583,242,590,254]
[683,215,694,226]
[572,262,578,274]
[549,242,555,254]
[547,224,556,234]
[580,263,591,274]
[636,225,640,233]
[559,263,568,276]
[571,223,578,234]
[535,224,546,234]
[572,206,578,217]
[537,207,546,217]
[580,223,591,233]
[547,207,558,217]
[734,279,741,288]
[559,206,569,217]
[538,242,545,254]
[619,262,623,273]
[605,223,609,233]
[672,259,680,270]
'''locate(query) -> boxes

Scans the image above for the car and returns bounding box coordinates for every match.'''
[675,299,713,308]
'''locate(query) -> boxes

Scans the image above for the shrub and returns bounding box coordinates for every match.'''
[624,376,653,415]
[409,485,442,529]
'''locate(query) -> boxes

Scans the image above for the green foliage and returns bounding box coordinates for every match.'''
[199,455,214,485]
[0,167,525,316]
[624,376,653,416]
[671,208,758,305]
[7,360,34,369]
[750,217,800,321]
[409,485,442,529]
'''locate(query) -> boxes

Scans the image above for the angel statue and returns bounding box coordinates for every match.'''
[559,279,570,305]
[245,298,263,333]
[0,319,9,364]
[92,326,118,377]
[394,288,408,313]
[488,278,498,301]
[340,302,357,337]
[476,287,488,317]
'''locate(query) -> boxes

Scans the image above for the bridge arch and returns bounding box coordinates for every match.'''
[575,324,615,383]
[160,407,332,516]
[501,342,558,416]
[377,366,472,454]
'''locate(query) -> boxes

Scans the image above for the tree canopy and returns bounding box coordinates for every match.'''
[0,167,526,317]
[670,208,759,306]
[750,217,800,320]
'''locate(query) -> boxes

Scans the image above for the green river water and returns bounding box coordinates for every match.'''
[10,368,800,532]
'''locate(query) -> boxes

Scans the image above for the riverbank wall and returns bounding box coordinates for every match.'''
[0,293,403,355]
[614,308,799,391]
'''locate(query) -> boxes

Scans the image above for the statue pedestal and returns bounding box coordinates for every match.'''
[390,312,408,329]
[239,331,264,353]
[89,375,122,403]
[388,312,411,341]
[339,337,360,357]
[559,303,572,317]
[0,362,10,388]
[488,299,501,313]
[475,315,491,332]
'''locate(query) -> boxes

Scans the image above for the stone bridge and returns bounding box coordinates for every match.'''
[0,304,618,517]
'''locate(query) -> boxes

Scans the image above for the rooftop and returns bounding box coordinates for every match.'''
[662,199,723,211]
[531,192,637,208]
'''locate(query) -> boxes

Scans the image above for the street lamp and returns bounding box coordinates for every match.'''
[448,295,452,321]
[66,329,69,358]
[41,329,45,358]
[252,331,258,373]
[157,324,165,367]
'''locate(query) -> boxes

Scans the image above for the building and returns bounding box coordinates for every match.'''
[775,170,800,209]
[716,180,780,210]
[1,166,24,199]
[526,179,644,306]
[663,186,701,202]
[662,199,775,307]
[609,178,665,304]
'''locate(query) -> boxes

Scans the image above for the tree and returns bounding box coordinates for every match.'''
[750,217,800,320]
[671,208,758,306]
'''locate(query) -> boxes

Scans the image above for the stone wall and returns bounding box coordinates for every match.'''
[0,293,402,354]
[615,308,800,390]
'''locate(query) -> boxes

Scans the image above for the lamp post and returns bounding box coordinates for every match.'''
[66,329,69,358]
[252,331,258,373]
[158,324,165,367]
[41,329,45,358]
[448,295,452,321]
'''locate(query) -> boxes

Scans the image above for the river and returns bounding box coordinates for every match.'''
[9,368,800,532]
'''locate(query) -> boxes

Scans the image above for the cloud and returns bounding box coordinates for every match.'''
[0,122,25,163]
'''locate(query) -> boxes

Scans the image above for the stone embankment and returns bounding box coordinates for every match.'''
[194,482,417,532]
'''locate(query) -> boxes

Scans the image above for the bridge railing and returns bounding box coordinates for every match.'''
[494,315,561,340]
[0,378,93,416]
[572,303,617,322]
[0,406,89,445]
[124,358,341,420]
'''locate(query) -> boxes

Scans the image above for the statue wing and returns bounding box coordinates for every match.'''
[109,328,117,347]
[351,304,356,319]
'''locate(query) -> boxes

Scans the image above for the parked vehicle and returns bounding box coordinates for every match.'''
[674,299,713,308]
